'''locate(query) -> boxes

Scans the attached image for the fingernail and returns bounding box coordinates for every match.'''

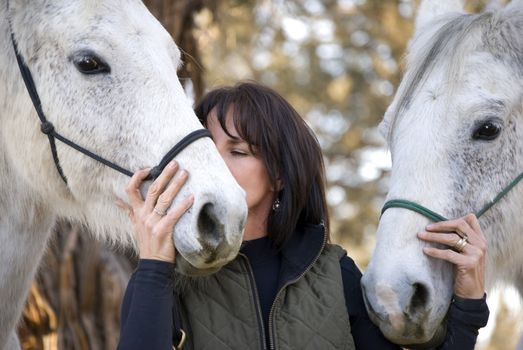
[426,223,435,230]
[168,160,177,169]
[142,167,152,175]
[180,169,188,177]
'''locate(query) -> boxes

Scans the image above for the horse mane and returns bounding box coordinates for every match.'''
[387,5,523,142]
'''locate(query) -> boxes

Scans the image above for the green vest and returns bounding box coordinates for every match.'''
[174,244,356,350]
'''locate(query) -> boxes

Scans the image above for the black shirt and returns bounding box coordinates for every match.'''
[240,237,281,349]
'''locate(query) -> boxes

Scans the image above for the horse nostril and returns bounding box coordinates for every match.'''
[408,282,429,315]
[197,203,224,253]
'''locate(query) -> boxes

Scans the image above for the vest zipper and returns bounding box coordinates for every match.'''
[267,225,327,350]
[239,253,268,350]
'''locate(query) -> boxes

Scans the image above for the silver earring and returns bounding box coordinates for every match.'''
[272,198,281,211]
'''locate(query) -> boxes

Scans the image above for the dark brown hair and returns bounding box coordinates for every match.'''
[195,81,329,248]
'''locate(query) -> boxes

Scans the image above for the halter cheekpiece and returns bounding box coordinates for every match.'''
[7,3,210,184]
[381,162,523,222]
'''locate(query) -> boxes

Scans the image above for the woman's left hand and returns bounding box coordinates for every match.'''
[417,214,487,299]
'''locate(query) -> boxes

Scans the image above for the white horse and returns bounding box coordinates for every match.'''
[362,0,523,346]
[0,0,247,349]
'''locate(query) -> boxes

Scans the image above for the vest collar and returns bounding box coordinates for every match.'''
[277,223,327,289]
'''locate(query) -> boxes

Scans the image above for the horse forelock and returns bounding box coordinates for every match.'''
[386,7,523,144]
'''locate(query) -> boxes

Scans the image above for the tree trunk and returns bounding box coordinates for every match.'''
[17,2,213,349]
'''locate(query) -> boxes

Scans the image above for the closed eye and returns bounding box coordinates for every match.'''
[231,150,248,157]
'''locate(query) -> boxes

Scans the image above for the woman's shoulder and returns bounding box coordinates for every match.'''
[326,245,371,319]
[323,243,361,274]
[317,243,364,292]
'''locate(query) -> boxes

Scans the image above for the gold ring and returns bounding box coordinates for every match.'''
[452,236,468,253]
[153,207,168,216]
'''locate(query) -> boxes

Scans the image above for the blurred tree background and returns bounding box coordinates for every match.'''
[18,0,522,349]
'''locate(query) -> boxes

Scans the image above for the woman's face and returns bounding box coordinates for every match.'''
[206,110,274,218]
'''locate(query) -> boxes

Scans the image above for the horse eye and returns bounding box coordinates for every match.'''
[73,53,110,75]
[472,121,501,141]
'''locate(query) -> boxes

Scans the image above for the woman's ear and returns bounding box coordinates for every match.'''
[272,179,283,192]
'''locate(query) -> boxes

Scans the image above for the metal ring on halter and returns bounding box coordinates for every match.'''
[452,235,468,253]
[153,207,168,217]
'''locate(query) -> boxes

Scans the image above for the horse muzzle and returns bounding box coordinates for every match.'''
[173,191,246,276]
[361,274,450,347]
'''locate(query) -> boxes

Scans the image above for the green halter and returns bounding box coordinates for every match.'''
[381,171,523,222]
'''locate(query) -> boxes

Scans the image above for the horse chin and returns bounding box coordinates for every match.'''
[376,317,448,349]
[174,253,224,277]
[395,321,447,349]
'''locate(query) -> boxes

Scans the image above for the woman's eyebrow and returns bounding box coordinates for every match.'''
[226,138,246,145]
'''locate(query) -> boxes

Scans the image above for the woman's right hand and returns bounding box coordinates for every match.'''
[417,214,487,299]
[117,160,194,262]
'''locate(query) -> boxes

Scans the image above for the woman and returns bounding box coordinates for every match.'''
[117,82,489,349]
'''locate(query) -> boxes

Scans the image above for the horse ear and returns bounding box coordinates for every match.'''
[506,0,523,9]
[415,0,466,33]
[9,0,49,12]
[7,0,45,14]
[8,0,40,7]
[485,0,504,11]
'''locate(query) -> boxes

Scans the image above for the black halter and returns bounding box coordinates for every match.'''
[8,22,210,184]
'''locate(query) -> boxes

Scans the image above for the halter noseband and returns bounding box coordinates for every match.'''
[8,15,210,184]
[381,170,523,222]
